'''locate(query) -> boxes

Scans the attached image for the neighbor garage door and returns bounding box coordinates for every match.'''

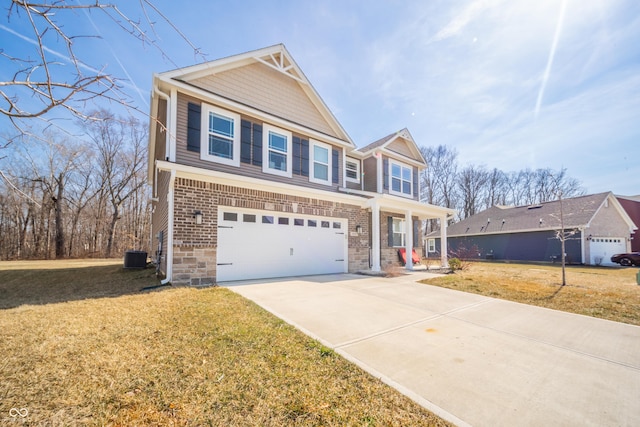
[590,237,627,266]
[216,209,348,282]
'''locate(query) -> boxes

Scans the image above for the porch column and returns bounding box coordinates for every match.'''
[371,201,381,272]
[405,210,413,270]
[440,215,448,268]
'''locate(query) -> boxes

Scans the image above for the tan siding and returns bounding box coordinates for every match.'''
[190,62,339,138]
[174,93,344,193]
[589,202,632,237]
[387,139,417,160]
[151,170,171,277]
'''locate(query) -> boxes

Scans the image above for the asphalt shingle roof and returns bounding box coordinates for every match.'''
[443,192,611,237]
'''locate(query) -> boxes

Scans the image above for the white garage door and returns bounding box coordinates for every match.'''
[216,209,348,282]
[590,237,627,266]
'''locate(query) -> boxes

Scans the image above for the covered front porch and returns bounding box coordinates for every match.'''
[365,194,456,273]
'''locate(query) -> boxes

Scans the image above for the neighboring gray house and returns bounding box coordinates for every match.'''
[148,44,455,285]
[427,192,637,266]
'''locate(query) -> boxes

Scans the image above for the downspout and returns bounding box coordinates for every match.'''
[580,227,587,264]
[154,85,171,162]
[160,169,176,285]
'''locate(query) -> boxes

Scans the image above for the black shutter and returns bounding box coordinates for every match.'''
[387,216,394,247]
[332,149,339,184]
[413,167,419,198]
[301,139,309,177]
[240,120,252,164]
[413,219,420,249]
[383,158,389,190]
[187,102,201,152]
[292,136,301,175]
[252,123,262,166]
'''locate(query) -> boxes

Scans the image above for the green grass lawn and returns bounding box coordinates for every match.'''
[0,260,450,426]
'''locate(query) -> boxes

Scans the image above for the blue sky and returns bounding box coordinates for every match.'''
[2,0,639,195]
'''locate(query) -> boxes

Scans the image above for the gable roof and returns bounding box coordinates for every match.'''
[155,44,354,146]
[357,128,426,167]
[437,192,637,237]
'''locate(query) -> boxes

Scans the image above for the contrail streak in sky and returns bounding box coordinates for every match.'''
[535,0,568,120]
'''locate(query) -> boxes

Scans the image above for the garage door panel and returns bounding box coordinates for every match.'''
[589,237,626,266]
[217,209,347,282]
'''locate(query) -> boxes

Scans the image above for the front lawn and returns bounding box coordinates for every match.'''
[420,262,640,325]
[0,260,450,426]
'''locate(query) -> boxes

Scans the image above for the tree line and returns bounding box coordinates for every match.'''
[0,123,585,260]
[0,110,148,260]
[420,145,584,231]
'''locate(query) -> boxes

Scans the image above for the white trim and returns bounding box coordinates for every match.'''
[200,103,241,167]
[405,210,413,270]
[309,139,332,186]
[155,160,366,206]
[391,217,406,248]
[345,157,361,184]
[161,170,176,285]
[389,159,413,199]
[168,88,178,162]
[371,199,381,272]
[262,123,293,178]
[428,238,436,253]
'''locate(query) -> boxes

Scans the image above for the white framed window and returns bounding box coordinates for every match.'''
[345,157,360,183]
[392,218,406,247]
[262,124,292,178]
[309,140,332,185]
[428,239,436,253]
[389,160,413,198]
[200,104,241,167]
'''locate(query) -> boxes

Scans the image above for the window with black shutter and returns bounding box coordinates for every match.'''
[187,102,201,152]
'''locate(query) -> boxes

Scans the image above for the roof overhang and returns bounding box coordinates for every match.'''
[155,160,369,207]
[365,193,456,219]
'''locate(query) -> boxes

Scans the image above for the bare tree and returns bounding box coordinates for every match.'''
[1,1,203,138]
[81,110,147,257]
[457,165,489,219]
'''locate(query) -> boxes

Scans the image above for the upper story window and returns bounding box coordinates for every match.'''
[200,104,241,167]
[263,124,292,178]
[390,160,412,198]
[310,140,331,186]
[345,157,360,183]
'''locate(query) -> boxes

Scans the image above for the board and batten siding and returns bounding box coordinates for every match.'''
[175,93,344,191]
[189,62,339,139]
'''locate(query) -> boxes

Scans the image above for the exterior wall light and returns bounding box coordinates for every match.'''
[355,225,363,234]
[194,211,203,225]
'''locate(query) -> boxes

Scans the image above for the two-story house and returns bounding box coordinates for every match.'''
[149,44,455,285]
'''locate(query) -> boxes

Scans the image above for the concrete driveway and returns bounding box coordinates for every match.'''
[224,273,640,427]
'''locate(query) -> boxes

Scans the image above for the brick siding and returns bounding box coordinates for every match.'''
[171,177,370,285]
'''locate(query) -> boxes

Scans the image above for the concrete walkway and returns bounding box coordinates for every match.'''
[224,273,640,427]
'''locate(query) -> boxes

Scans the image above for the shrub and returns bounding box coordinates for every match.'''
[448,258,462,271]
